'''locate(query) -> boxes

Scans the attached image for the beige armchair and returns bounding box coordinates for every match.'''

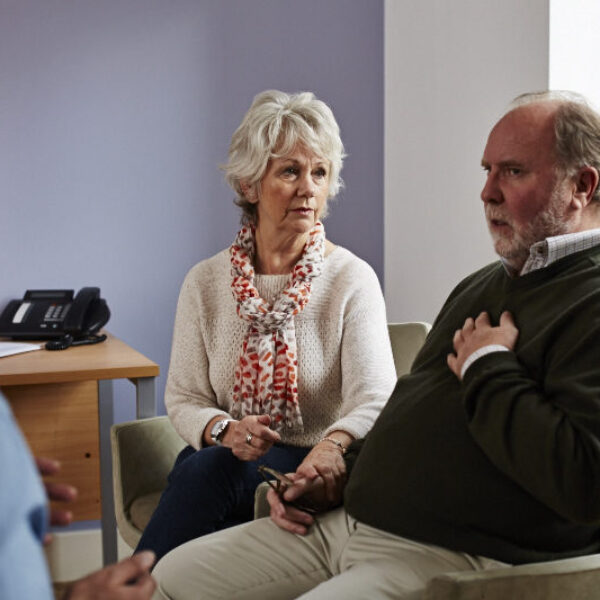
[110,415,185,548]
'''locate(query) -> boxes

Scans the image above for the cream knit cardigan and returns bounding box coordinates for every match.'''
[165,246,397,449]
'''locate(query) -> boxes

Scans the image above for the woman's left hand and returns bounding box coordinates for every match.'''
[223,414,281,461]
[295,440,348,503]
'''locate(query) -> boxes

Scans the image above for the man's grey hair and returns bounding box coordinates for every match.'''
[510,90,600,202]
[223,90,345,224]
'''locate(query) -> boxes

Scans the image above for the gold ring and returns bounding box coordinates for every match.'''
[246,432,253,445]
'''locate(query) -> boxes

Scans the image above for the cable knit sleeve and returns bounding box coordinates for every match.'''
[323,258,397,440]
[164,261,231,449]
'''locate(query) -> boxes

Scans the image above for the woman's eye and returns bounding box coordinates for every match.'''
[282,167,298,176]
[313,168,327,178]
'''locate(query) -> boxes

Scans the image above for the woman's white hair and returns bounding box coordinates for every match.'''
[223,90,345,224]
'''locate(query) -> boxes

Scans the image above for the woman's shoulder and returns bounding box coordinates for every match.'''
[176,249,232,311]
[323,244,380,282]
[183,249,230,286]
[312,244,384,313]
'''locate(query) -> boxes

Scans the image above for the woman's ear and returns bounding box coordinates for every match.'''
[573,166,600,209]
[241,182,258,204]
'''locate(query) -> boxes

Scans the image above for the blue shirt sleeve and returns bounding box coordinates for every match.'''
[0,392,54,600]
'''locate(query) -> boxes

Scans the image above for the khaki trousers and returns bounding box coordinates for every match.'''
[152,507,506,600]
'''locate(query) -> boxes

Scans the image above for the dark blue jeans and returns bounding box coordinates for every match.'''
[135,443,310,562]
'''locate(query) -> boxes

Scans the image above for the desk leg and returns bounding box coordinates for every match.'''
[98,379,117,566]
[135,376,156,419]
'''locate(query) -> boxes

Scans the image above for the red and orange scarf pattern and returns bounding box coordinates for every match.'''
[229,223,325,431]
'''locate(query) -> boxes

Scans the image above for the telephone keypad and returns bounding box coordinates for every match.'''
[44,303,71,323]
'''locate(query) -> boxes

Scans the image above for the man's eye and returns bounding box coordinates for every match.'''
[506,167,521,176]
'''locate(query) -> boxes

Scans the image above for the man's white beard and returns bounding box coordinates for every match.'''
[489,187,573,270]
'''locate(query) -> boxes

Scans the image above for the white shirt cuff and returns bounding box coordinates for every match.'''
[460,345,510,379]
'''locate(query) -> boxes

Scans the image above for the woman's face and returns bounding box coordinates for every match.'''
[252,145,330,239]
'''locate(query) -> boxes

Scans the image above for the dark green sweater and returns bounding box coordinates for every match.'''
[344,246,600,564]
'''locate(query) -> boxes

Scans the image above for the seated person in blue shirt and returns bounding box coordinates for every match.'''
[0,390,156,600]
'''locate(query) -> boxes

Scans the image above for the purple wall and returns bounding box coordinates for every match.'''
[0,0,384,422]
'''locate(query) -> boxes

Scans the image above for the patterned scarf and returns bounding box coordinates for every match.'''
[229,222,325,431]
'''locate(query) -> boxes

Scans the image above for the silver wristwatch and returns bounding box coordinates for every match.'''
[210,419,234,446]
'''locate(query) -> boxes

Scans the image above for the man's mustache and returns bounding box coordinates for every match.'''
[485,209,511,226]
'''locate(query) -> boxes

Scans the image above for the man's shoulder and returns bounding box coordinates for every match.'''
[451,261,504,296]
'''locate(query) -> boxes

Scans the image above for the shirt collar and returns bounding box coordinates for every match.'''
[501,228,600,277]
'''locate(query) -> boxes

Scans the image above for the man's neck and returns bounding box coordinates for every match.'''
[504,228,600,277]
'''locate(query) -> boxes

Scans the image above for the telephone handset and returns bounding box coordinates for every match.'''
[0,287,110,350]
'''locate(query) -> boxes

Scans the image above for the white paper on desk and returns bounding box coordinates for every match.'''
[0,342,42,358]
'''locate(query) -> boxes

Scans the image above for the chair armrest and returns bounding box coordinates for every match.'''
[111,416,186,547]
[111,416,186,505]
[423,553,600,600]
[254,481,271,519]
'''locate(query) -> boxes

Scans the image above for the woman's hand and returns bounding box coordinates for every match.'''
[222,414,281,461]
[295,436,349,503]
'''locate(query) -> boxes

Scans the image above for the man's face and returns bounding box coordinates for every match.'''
[480,103,575,270]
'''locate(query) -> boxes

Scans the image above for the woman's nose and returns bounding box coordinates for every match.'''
[298,173,315,198]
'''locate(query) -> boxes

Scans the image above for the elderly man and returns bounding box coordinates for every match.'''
[151,90,600,600]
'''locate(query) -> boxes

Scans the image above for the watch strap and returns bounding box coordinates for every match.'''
[210,418,234,445]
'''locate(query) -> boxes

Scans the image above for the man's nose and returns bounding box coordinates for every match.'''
[480,172,501,205]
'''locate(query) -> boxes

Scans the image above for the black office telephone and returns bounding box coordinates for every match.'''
[0,287,110,350]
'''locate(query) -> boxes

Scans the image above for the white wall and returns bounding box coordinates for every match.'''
[384,0,549,323]
[549,0,600,108]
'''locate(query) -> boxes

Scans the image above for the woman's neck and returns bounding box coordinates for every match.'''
[254,228,307,275]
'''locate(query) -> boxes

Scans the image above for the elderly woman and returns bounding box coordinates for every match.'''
[136,90,396,561]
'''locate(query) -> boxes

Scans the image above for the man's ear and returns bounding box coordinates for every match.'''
[572,166,600,209]
[240,182,258,204]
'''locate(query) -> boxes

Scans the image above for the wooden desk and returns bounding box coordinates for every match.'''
[0,333,159,565]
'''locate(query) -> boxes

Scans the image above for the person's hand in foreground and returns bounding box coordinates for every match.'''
[36,456,157,598]
[35,456,77,543]
[65,551,156,600]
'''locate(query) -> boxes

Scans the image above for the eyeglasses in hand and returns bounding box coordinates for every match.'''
[257,465,317,514]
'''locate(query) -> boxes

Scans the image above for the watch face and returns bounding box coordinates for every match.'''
[211,419,228,441]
